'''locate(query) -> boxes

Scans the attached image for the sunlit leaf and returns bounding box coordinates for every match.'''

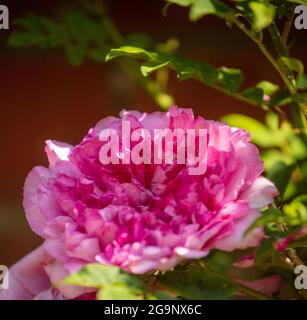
[222,114,278,147]
[297,74,307,90]
[97,285,141,300]
[249,1,275,31]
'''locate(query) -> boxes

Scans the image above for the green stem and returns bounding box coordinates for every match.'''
[233,16,307,131]
[233,18,294,94]
[267,24,307,132]
[82,0,264,110]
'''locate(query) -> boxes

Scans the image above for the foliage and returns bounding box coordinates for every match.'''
[9,0,307,300]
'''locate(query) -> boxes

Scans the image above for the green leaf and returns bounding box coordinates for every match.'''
[141,60,170,77]
[242,87,264,105]
[97,285,140,300]
[249,1,275,31]
[279,56,304,78]
[276,2,296,17]
[217,67,244,93]
[269,89,292,107]
[166,0,231,21]
[9,15,66,48]
[297,74,307,90]
[160,265,237,300]
[221,114,278,147]
[256,80,279,96]
[62,263,144,291]
[283,195,307,226]
[64,10,105,46]
[246,208,283,234]
[106,46,157,62]
[265,112,279,130]
[166,0,192,6]
[267,161,295,198]
[88,47,110,63]
[205,251,239,274]
[254,237,276,264]
[106,46,244,93]
[200,62,219,85]
[189,0,231,21]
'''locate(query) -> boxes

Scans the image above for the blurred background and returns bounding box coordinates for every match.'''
[0,0,306,266]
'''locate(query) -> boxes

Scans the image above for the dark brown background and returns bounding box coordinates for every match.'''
[0,0,306,266]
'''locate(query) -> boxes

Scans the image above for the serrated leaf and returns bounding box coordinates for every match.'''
[9,15,66,48]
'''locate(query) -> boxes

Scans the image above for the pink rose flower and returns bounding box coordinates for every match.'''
[0,246,63,300]
[6,106,278,299]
